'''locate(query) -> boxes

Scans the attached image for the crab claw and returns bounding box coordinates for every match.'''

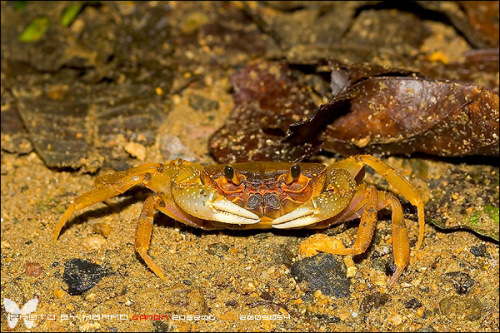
[172,184,260,224]
[272,191,354,229]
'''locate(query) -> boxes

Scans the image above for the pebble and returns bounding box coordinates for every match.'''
[124,142,147,161]
[360,292,391,313]
[387,313,402,326]
[63,259,109,295]
[404,297,423,309]
[25,262,43,277]
[79,322,101,331]
[53,289,65,299]
[159,134,196,161]
[83,235,106,251]
[93,222,112,238]
[305,311,341,323]
[469,244,487,257]
[443,271,475,295]
[225,300,238,307]
[439,296,483,321]
[291,253,351,298]
[206,243,229,259]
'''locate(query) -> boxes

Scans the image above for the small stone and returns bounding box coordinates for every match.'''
[124,142,147,161]
[93,222,112,238]
[443,271,475,295]
[360,292,391,313]
[84,293,96,302]
[260,291,273,301]
[159,134,196,161]
[206,243,229,258]
[291,253,351,298]
[439,296,483,321]
[225,300,238,307]
[404,297,423,309]
[470,244,487,257]
[79,322,101,331]
[306,312,341,323]
[387,313,402,326]
[83,235,106,251]
[25,262,43,277]
[53,289,65,299]
[63,259,110,295]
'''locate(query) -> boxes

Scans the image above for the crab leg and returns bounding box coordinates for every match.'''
[334,155,425,250]
[381,192,410,289]
[53,168,158,242]
[135,194,166,280]
[328,188,409,289]
[324,186,379,255]
[299,186,410,289]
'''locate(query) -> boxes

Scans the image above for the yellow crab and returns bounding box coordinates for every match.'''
[54,155,425,288]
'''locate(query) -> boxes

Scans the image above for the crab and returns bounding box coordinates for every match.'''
[54,155,425,288]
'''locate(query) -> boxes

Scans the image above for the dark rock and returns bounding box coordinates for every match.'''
[63,259,110,295]
[470,244,487,257]
[443,271,475,295]
[385,261,397,277]
[305,311,341,323]
[291,253,350,298]
[404,297,423,309]
[260,291,273,301]
[153,321,174,332]
[225,300,238,307]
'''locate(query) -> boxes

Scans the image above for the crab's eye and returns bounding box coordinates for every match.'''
[284,164,301,184]
[224,165,234,179]
[291,164,301,179]
[224,165,241,185]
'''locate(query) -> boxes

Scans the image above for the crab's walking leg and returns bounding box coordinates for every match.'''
[322,186,379,256]
[328,188,410,289]
[380,192,409,289]
[300,186,410,288]
[334,155,425,250]
[299,186,378,260]
[53,164,161,242]
[135,194,166,280]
